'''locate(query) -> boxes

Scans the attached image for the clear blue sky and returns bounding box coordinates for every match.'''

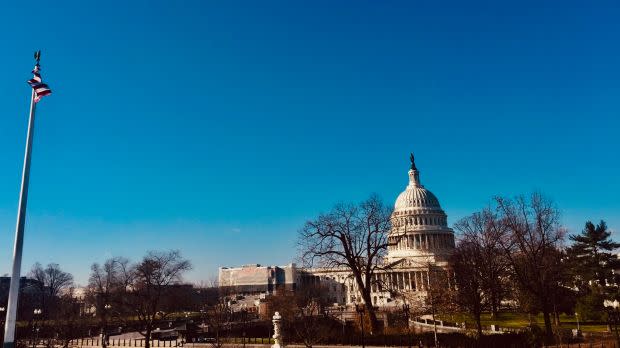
[0,1,618,285]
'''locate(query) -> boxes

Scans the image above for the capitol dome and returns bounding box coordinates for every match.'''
[386,153,454,263]
[394,180,441,211]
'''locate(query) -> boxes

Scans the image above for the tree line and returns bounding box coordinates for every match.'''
[297,192,619,346]
[450,192,619,344]
[0,250,194,348]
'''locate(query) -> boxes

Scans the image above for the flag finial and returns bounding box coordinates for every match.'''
[34,50,41,63]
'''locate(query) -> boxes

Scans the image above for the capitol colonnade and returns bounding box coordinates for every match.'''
[388,233,455,251]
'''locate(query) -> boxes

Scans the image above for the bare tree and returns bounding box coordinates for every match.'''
[426,263,455,347]
[454,208,508,317]
[298,194,392,333]
[495,193,566,343]
[451,240,485,337]
[51,288,87,348]
[267,284,334,348]
[451,208,508,338]
[28,263,74,319]
[29,262,74,297]
[202,285,233,348]
[399,262,454,348]
[291,284,334,348]
[87,257,131,347]
[118,250,192,348]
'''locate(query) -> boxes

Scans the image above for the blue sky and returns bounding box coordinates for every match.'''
[0,1,618,285]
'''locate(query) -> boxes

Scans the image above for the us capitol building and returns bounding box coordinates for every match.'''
[219,154,455,308]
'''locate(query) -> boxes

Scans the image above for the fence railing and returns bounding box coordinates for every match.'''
[68,337,276,347]
[544,341,619,348]
[69,338,182,347]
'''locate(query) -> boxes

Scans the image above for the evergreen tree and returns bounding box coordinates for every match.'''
[567,220,620,291]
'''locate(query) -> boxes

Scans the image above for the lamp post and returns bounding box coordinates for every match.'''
[0,307,5,343]
[183,312,190,345]
[32,309,42,348]
[240,304,247,348]
[575,312,580,331]
[355,304,365,348]
[102,304,111,348]
[402,304,411,348]
[426,265,439,348]
[604,300,620,347]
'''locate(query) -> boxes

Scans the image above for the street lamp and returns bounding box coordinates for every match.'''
[604,300,620,347]
[575,312,580,331]
[355,304,365,348]
[240,304,248,348]
[402,303,411,348]
[0,307,6,342]
[102,304,112,347]
[33,308,42,348]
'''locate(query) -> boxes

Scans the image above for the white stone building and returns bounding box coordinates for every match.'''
[218,263,299,294]
[309,155,455,307]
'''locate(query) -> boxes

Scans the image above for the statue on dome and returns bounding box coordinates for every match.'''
[410,152,417,171]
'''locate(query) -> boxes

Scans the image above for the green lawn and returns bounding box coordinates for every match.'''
[436,312,609,332]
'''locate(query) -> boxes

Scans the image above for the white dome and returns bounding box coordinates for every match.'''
[394,176,442,211]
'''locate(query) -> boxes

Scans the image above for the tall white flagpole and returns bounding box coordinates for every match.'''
[3,82,38,348]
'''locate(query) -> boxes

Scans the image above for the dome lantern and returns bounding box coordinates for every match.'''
[409,152,421,186]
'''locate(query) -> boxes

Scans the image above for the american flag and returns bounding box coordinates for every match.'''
[27,63,52,102]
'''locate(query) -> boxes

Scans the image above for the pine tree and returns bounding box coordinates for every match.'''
[567,221,620,292]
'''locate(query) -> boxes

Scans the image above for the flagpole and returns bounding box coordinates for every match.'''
[3,87,38,348]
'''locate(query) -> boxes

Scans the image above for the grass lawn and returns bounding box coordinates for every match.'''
[437,312,609,332]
